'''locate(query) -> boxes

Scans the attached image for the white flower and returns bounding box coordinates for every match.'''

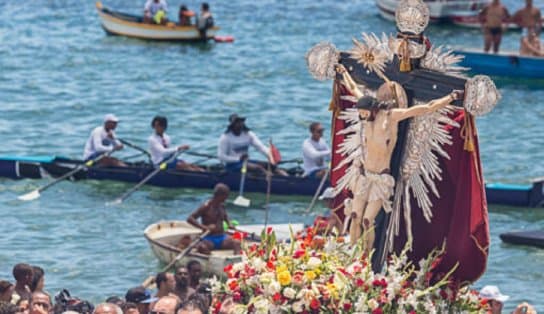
[306,257,322,270]
[297,288,314,305]
[252,257,266,272]
[283,287,296,299]
[232,262,244,273]
[265,280,281,296]
[424,300,437,314]
[253,297,270,314]
[367,298,379,310]
[259,272,274,284]
[292,301,305,313]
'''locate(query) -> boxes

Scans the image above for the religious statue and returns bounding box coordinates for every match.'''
[306,0,500,283]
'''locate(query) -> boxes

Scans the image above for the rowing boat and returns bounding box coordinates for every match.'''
[144,221,304,276]
[95,2,219,41]
[454,49,544,79]
[500,230,544,249]
[1,155,543,207]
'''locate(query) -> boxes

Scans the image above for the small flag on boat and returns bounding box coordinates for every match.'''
[270,139,281,164]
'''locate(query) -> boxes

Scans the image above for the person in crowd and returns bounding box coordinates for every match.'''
[187,183,241,255]
[185,261,201,290]
[93,303,122,314]
[172,268,194,304]
[512,0,542,33]
[125,287,157,314]
[83,114,126,167]
[29,267,44,293]
[512,302,537,314]
[196,3,213,39]
[15,298,29,314]
[104,297,124,309]
[0,301,18,314]
[218,114,286,176]
[11,264,33,304]
[0,282,13,303]
[144,0,168,25]
[29,292,51,314]
[520,27,544,56]
[151,296,179,314]
[178,5,194,26]
[479,0,510,53]
[191,285,211,313]
[479,285,508,314]
[148,116,202,172]
[175,300,203,314]
[121,303,139,314]
[155,272,175,299]
[313,187,343,235]
[302,122,330,178]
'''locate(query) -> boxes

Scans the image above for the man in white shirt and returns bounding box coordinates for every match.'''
[83,114,126,167]
[144,0,168,24]
[218,114,285,175]
[302,122,330,178]
[148,116,203,171]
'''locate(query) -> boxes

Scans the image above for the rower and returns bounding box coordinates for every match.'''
[178,5,195,26]
[83,114,126,167]
[187,183,241,255]
[302,122,330,178]
[520,27,544,56]
[217,114,287,176]
[148,116,203,171]
[144,0,168,25]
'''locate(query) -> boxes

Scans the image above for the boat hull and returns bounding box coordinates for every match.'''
[455,49,544,79]
[375,0,486,22]
[500,230,544,249]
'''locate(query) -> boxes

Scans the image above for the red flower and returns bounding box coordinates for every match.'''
[233,291,242,302]
[439,289,448,299]
[372,278,388,288]
[266,226,273,235]
[355,278,364,287]
[266,260,275,270]
[228,280,238,291]
[224,264,233,273]
[233,231,247,240]
[310,298,321,310]
[409,311,416,314]
[372,309,383,314]
[273,292,282,303]
[343,303,352,311]
[293,250,305,259]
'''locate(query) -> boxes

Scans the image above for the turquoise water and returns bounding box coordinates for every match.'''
[0,0,543,311]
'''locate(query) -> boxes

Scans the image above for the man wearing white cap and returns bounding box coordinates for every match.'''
[83,114,126,167]
[480,285,509,314]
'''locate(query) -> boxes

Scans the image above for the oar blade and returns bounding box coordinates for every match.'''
[233,195,251,207]
[18,190,41,201]
[106,198,123,206]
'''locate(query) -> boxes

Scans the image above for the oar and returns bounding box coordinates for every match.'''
[108,150,184,205]
[233,159,250,207]
[18,152,111,201]
[304,168,330,213]
[264,162,272,228]
[142,229,210,288]
[184,151,216,159]
[118,138,152,163]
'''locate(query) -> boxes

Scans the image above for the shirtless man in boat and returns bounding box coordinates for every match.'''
[479,0,510,53]
[187,183,241,254]
[512,0,542,34]
[335,64,463,251]
[520,27,544,56]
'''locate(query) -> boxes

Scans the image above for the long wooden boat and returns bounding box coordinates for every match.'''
[500,230,544,249]
[144,221,304,276]
[1,155,543,207]
[375,0,487,23]
[450,15,522,30]
[95,2,219,41]
[454,49,544,79]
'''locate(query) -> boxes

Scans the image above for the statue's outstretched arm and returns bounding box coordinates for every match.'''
[335,65,364,99]
[392,90,463,122]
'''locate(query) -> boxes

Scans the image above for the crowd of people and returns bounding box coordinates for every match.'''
[0,262,212,314]
[479,0,543,56]
[83,113,331,180]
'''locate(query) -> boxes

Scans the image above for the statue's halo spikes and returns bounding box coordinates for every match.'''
[464,75,501,116]
[306,42,340,81]
[395,0,430,35]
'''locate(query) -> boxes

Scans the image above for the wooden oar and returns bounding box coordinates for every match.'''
[118,138,152,163]
[18,152,111,201]
[142,229,210,288]
[233,160,250,207]
[304,168,330,213]
[108,150,184,205]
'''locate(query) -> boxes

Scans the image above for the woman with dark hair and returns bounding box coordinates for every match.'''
[29,267,44,293]
[148,116,203,172]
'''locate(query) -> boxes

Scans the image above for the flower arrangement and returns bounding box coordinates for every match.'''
[211,227,487,314]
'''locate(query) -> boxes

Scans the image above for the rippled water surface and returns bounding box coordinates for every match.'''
[0,0,543,311]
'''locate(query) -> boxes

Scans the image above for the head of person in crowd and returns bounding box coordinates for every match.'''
[212,183,230,204]
[30,292,51,314]
[309,122,324,142]
[121,303,139,314]
[30,267,44,293]
[103,114,120,132]
[225,114,249,136]
[92,303,122,314]
[194,284,211,310]
[200,3,209,13]
[174,268,189,291]
[318,187,335,209]
[0,281,13,302]
[12,264,33,288]
[175,300,202,314]
[16,298,29,314]
[104,297,124,309]
[125,287,157,314]
[155,273,175,297]
[479,285,508,314]
[186,261,201,289]
[53,289,94,314]
[512,302,537,314]
[0,301,19,314]
[150,296,179,314]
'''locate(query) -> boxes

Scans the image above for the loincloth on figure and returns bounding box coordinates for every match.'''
[348,167,395,213]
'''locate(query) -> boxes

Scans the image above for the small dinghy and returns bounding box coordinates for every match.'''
[500,230,544,249]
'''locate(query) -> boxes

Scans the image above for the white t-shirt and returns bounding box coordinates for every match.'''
[217,131,269,163]
[144,0,168,16]
[148,132,177,165]
[302,137,330,175]
[83,126,120,159]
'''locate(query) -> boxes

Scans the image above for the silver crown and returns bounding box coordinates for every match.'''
[395,0,430,35]
[464,75,501,116]
[306,42,340,81]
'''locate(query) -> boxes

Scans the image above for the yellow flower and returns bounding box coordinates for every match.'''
[304,270,316,281]
[277,270,292,286]
[276,264,288,274]
[326,283,338,299]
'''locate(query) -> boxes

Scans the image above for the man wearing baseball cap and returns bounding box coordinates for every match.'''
[83,114,126,167]
[313,187,343,235]
[125,286,158,314]
[479,285,509,314]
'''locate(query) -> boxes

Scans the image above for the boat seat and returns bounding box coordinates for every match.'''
[209,249,236,256]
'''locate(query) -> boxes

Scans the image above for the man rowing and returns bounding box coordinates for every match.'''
[187,183,241,255]
[148,116,203,171]
[217,114,287,176]
[302,122,330,178]
[83,114,126,167]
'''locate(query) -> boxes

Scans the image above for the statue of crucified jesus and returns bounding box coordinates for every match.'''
[335,64,464,252]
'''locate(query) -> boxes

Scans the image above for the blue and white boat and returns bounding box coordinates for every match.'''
[454,49,544,79]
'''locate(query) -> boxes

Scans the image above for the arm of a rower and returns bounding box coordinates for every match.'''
[187,205,209,231]
[249,131,273,162]
[92,129,115,154]
[302,140,330,160]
